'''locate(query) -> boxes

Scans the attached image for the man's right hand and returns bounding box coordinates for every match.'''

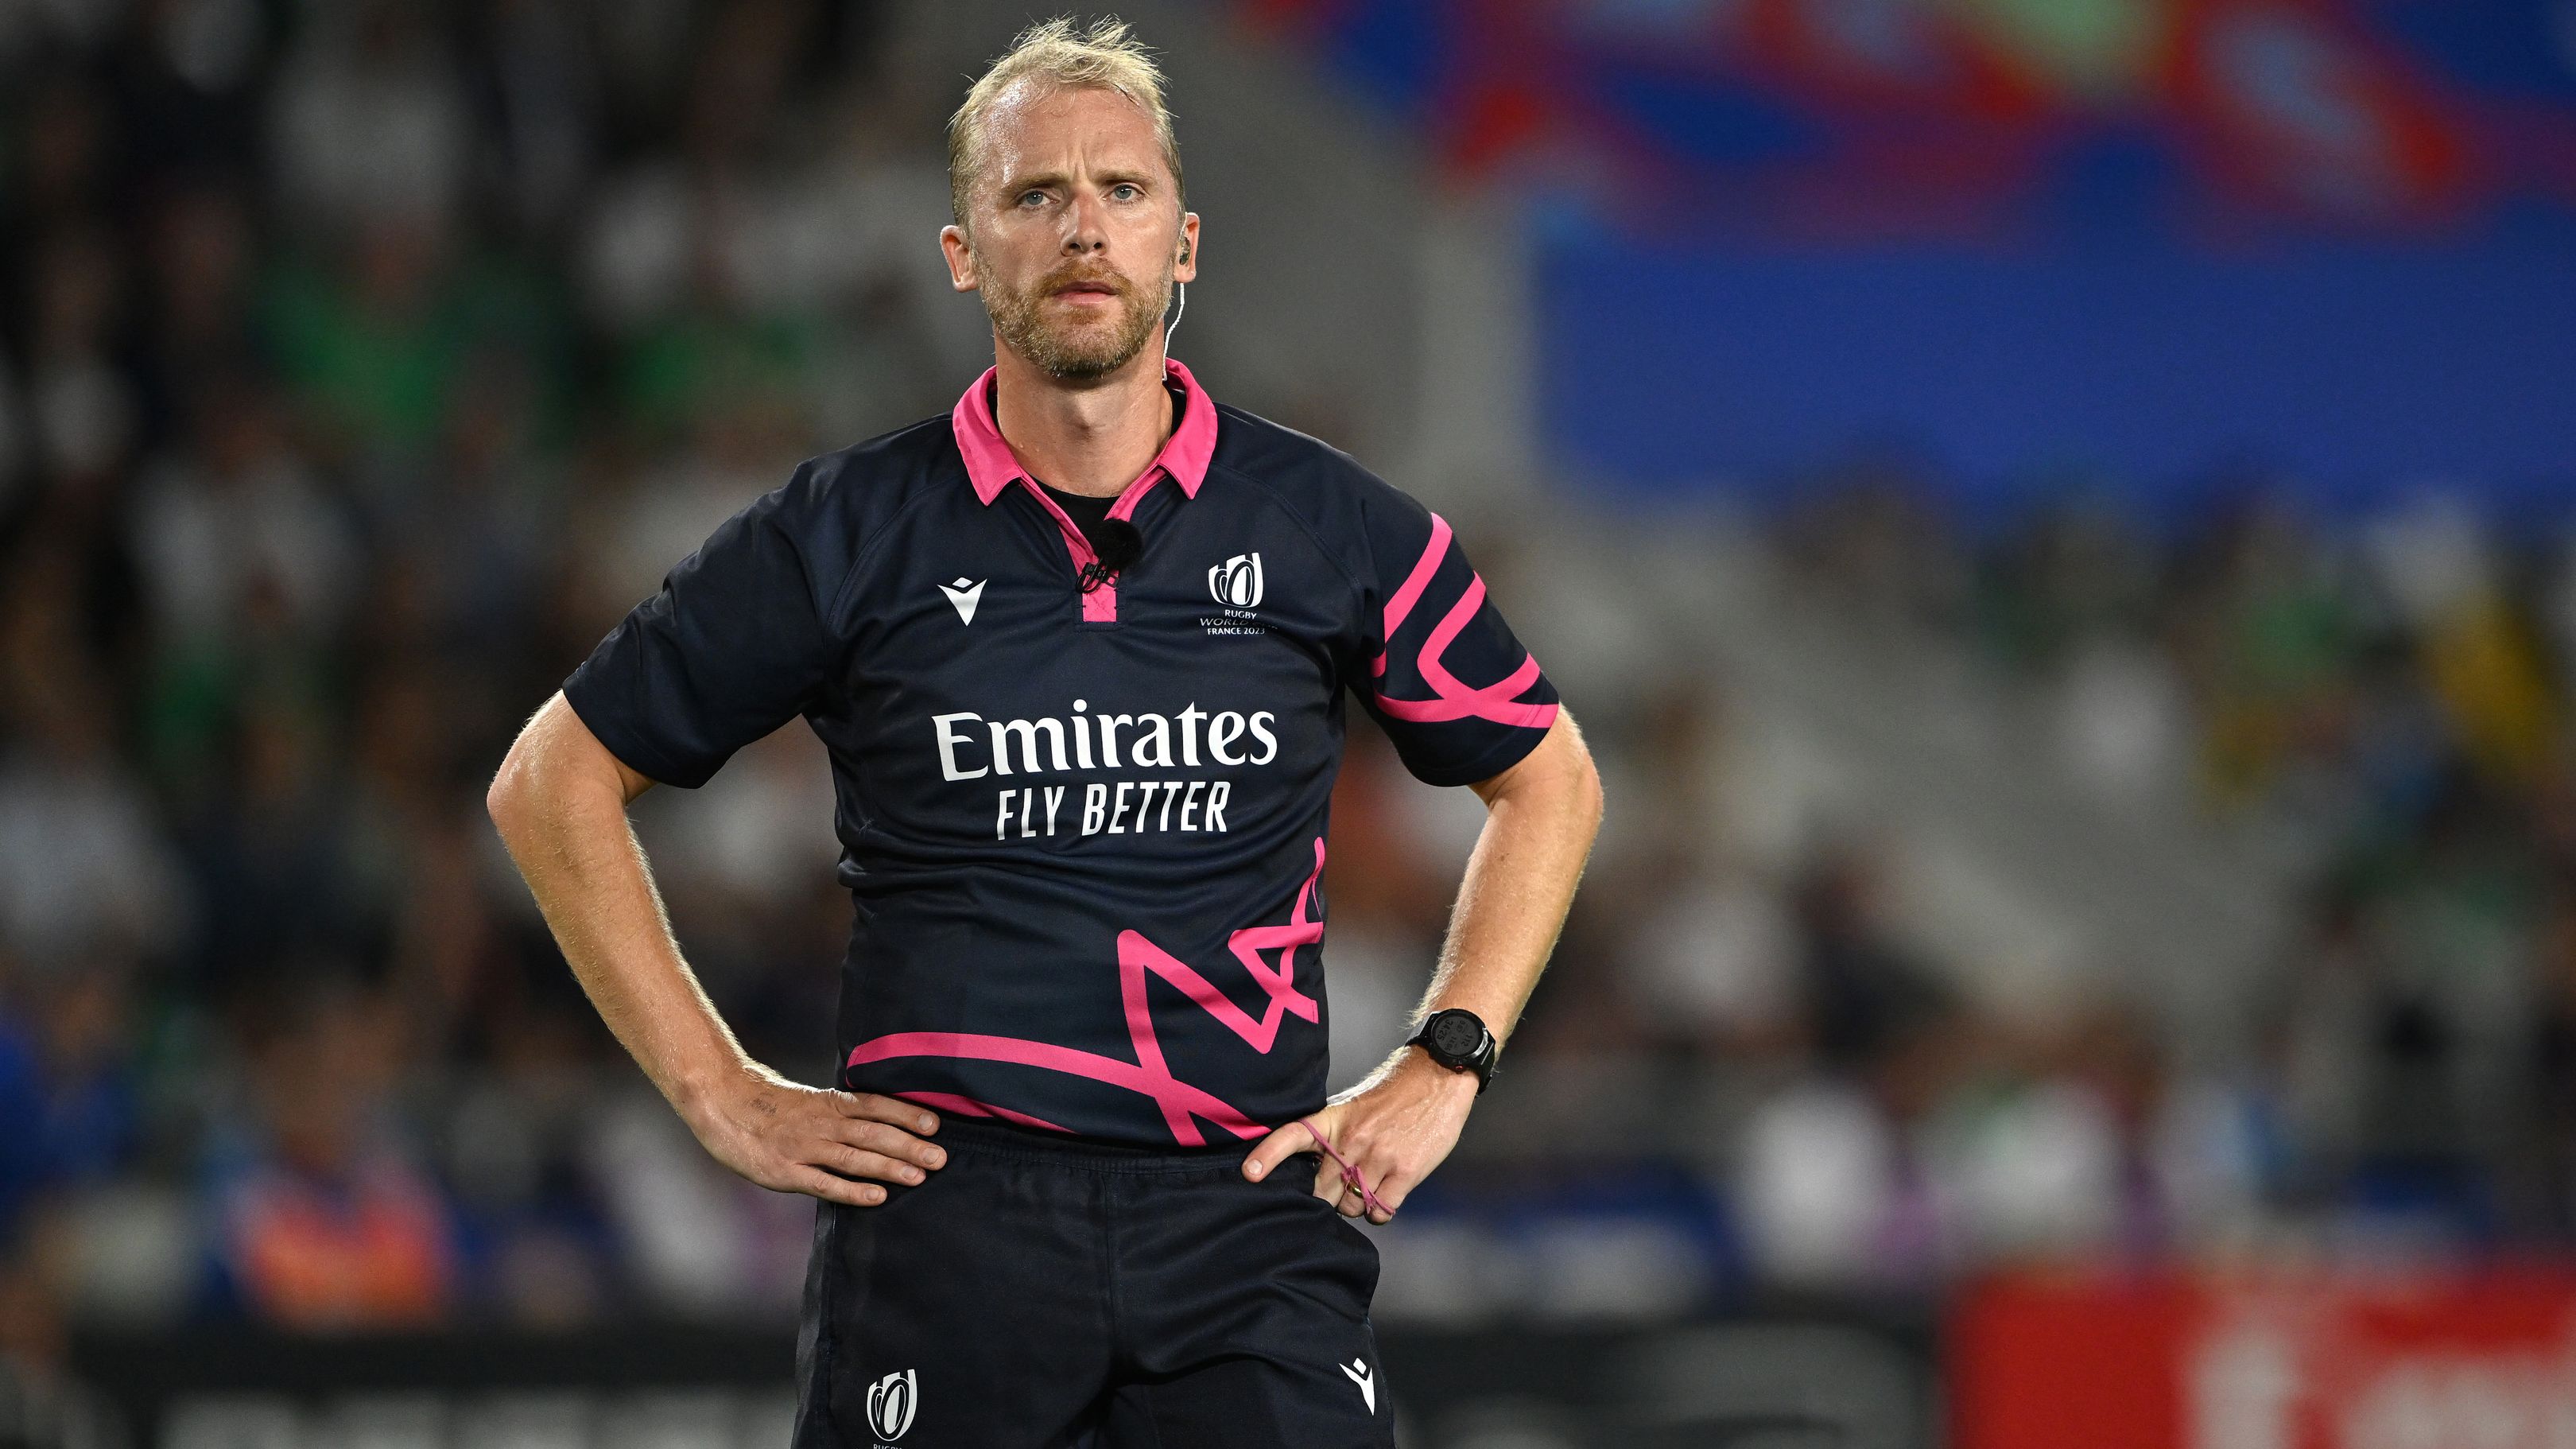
[683,1063,948,1206]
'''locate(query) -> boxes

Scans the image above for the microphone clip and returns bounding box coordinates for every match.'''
[1078,519,1146,592]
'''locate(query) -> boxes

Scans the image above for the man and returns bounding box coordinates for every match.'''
[487,17,1601,1447]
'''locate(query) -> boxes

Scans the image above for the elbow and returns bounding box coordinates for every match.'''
[485,751,524,838]
[1555,748,1596,829]
[1569,744,1606,842]
[1515,713,1605,837]
[1479,710,1606,835]
[487,695,638,839]
[486,730,543,839]
[1546,709,1605,843]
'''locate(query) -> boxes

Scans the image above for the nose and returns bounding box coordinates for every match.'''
[1063,191,1109,255]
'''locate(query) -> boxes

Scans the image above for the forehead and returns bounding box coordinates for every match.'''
[977,81,1170,186]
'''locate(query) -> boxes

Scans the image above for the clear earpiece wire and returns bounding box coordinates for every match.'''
[1164,280,1185,352]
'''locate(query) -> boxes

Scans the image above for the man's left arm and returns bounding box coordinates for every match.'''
[1241,709,1604,1219]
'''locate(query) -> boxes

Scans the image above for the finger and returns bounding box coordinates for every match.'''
[842,1092,940,1135]
[1316,1160,1348,1206]
[1362,1164,1410,1220]
[839,1118,948,1170]
[789,1168,888,1208]
[1306,1122,1364,1206]
[1336,1157,1406,1221]
[815,1143,931,1186]
[1240,1121,1320,1183]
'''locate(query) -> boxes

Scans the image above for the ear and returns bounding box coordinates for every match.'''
[1175,212,1200,284]
[940,223,979,293]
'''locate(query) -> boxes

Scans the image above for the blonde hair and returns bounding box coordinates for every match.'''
[947,16,1185,237]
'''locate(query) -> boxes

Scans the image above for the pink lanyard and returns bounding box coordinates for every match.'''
[1298,1117,1391,1218]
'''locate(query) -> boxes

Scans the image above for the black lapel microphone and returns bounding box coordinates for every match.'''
[1077,519,1145,592]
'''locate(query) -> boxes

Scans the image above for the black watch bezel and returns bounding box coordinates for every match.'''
[1406,1008,1497,1094]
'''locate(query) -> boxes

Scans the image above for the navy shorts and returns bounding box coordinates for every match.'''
[788,1113,1398,1448]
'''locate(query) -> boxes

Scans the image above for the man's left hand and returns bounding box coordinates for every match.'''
[1240,1045,1480,1223]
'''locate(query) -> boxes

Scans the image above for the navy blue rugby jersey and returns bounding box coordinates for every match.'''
[561,357,1559,1146]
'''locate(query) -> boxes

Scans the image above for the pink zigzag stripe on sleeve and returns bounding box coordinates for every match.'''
[1371,511,1560,730]
[890,1090,1070,1133]
[844,840,1331,1146]
[1372,511,1453,678]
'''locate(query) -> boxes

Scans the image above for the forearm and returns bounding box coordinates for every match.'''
[1272,713,1601,1206]
[487,697,749,1119]
[489,696,943,1206]
[1371,713,1605,1089]
[1418,810,1591,1051]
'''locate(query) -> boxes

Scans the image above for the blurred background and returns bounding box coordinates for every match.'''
[2,1,2574,1445]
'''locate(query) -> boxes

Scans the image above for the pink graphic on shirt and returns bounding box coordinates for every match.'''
[844,840,1330,1146]
[848,1031,1266,1138]
[1117,837,1326,1143]
[1375,512,1455,674]
[1371,511,1560,731]
[890,1090,1071,1133]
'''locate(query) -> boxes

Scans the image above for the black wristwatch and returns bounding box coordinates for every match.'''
[1405,1008,1499,1095]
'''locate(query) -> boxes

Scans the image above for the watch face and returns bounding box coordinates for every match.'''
[1430,1013,1484,1059]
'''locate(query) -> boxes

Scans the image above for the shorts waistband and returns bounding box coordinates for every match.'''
[922,1112,1265,1174]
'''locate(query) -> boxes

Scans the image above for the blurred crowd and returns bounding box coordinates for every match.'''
[2,0,2575,1373]
[0,0,972,1350]
[1410,474,2576,1324]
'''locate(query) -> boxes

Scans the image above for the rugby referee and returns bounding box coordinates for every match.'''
[487,17,1602,1446]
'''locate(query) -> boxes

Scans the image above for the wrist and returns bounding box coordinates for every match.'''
[1404,1007,1499,1095]
[1402,1040,1485,1101]
[669,1054,759,1129]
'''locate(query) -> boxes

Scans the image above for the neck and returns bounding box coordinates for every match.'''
[989,335,1174,498]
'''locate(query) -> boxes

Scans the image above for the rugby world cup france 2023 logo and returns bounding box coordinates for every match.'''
[867,1368,918,1441]
[1208,552,1263,608]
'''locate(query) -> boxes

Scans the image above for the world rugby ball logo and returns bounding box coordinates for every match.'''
[1208,552,1263,608]
[867,1369,917,1439]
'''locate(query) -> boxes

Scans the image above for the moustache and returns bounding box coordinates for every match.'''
[1039,263,1131,297]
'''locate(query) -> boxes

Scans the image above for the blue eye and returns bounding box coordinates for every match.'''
[1018,190,1047,207]
[1111,184,1139,200]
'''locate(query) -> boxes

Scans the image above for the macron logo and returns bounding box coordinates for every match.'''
[1341,1358,1375,1413]
[940,577,986,625]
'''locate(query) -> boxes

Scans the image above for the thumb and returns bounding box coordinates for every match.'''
[1242,1106,1334,1182]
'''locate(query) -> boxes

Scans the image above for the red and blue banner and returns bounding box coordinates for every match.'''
[1246,0,2576,517]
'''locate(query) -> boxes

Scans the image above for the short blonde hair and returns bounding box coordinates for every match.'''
[947,16,1185,236]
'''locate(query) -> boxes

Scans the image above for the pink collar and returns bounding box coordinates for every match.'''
[951,355,1219,507]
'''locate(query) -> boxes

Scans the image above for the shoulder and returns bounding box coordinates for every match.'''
[795,413,966,534]
[1205,402,1428,548]
[766,412,967,585]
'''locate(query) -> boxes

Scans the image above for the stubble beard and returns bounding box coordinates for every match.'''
[985,254,1171,382]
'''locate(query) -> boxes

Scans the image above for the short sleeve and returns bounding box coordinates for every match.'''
[1350,485,1559,787]
[561,462,842,788]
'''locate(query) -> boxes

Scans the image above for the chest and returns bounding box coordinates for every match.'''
[833,487,1358,797]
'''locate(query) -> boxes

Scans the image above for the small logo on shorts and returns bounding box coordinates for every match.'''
[1341,1357,1375,1414]
[867,1368,918,1439]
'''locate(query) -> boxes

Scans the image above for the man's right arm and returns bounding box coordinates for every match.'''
[485,690,945,1205]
